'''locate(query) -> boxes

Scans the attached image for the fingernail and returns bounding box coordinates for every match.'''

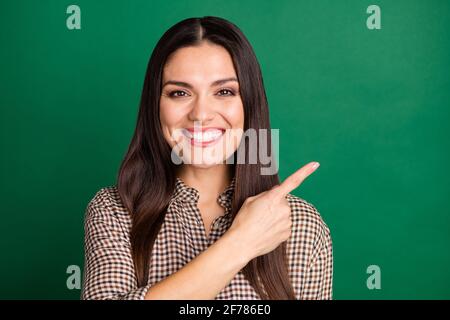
[312,162,320,170]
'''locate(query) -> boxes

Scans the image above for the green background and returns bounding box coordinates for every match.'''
[1,0,449,299]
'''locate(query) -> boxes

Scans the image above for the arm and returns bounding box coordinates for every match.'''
[81,190,151,300]
[81,188,250,300]
[300,223,333,300]
[144,229,248,299]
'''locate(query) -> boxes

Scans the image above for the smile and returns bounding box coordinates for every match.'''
[182,127,225,148]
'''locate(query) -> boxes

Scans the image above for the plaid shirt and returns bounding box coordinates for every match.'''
[81,177,333,300]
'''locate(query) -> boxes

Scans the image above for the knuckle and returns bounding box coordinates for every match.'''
[264,192,275,202]
[269,185,279,192]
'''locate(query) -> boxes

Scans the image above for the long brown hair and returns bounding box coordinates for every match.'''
[117,16,295,299]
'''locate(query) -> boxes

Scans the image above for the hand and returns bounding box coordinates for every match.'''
[227,161,320,261]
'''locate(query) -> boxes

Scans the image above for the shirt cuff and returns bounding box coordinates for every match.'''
[119,283,152,300]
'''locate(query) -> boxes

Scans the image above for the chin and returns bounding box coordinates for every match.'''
[186,162,222,169]
[183,154,227,167]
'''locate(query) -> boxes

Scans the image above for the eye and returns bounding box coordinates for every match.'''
[168,90,189,98]
[217,89,236,96]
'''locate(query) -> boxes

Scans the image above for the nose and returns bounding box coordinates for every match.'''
[187,94,215,124]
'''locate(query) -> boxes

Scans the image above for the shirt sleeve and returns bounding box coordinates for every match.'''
[80,188,151,300]
[300,221,333,300]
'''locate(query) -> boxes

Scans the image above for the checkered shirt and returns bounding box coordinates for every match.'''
[81,177,333,300]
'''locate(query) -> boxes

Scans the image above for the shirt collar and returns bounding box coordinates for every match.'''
[172,176,236,210]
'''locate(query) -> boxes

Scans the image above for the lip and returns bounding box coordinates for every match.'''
[182,127,226,148]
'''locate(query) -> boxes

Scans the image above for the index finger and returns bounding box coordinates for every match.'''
[270,161,320,198]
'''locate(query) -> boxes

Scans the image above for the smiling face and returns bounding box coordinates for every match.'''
[159,41,245,167]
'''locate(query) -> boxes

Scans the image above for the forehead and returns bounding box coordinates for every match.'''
[162,41,237,83]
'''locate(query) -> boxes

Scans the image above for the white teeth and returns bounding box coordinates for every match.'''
[186,129,223,142]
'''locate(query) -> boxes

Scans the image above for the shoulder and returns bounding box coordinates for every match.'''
[285,193,331,245]
[84,186,131,227]
[86,186,127,212]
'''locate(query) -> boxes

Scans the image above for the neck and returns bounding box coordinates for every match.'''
[176,164,233,204]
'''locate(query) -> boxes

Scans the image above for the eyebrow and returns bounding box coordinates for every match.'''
[162,77,238,89]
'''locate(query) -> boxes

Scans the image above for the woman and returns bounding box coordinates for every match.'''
[81,16,332,300]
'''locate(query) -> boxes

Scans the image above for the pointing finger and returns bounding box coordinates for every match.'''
[270,162,320,199]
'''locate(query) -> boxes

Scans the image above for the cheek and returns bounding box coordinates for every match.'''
[221,101,244,155]
[159,102,185,146]
[222,100,244,128]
